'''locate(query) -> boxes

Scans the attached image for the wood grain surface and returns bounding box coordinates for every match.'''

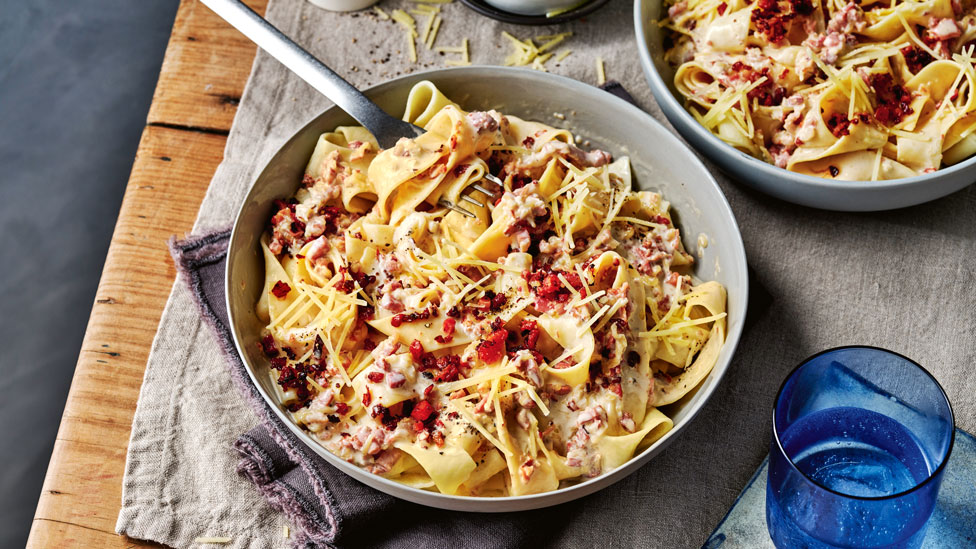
[27,1,266,546]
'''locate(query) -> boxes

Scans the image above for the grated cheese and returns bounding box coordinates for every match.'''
[576,303,609,336]
[392,9,419,62]
[426,15,442,49]
[438,361,517,393]
[641,312,727,337]
[448,399,514,456]
[871,146,884,181]
[596,56,606,85]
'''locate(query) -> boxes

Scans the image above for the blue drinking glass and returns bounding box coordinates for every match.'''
[766,346,954,548]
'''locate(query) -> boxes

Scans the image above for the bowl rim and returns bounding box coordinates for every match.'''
[633,0,976,191]
[225,65,749,509]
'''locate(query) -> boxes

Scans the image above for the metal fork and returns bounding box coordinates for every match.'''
[200,0,497,217]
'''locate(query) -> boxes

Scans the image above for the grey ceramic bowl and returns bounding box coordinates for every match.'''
[634,0,976,211]
[225,66,749,511]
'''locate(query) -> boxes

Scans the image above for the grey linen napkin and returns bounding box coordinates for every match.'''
[117,0,976,547]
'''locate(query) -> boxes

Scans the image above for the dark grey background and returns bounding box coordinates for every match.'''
[0,1,178,546]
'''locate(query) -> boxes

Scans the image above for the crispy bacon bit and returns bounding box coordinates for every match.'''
[870,73,914,126]
[522,136,535,148]
[337,268,376,294]
[477,329,509,364]
[367,371,385,383]
[752,0,814,44]
[432,431,446,447]
[268,200,307,255]
[790,0,813,15]
[270,356,287,370]
[717,1,727,14]
[389,372,406,388]
[510,174,534,191]
[357,305,375,322]
[520,319,540,350]
[409,339,425,361]
[452,163,470,178]
[747,79,788,107]
[826,112,852,138]
[829,165,840,177]
[900,45,933,74]
[434,355,462,382]
[446,306,460,318]
[260,334,278,356]
[362,388,372,407]
[335,402,349,415]
[442,317,456,337]
[752,0,789,44]
[271,281,291,299]
[390,306,435,328]
[362,338,377,351]
[277,364,311,410]
[301,173,315,187]
[371,404,402,431]
[527,267,584,305]
[434,318,456,344]
[411,399,435,422]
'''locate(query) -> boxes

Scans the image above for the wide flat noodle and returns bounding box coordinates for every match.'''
[653,282,727,406]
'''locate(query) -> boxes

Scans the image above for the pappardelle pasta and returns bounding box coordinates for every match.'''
[256,82,727,497]
[662,0,976,179]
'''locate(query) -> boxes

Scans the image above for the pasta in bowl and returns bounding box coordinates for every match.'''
[662,0,976,179]
[226,67,747,510]
[635,0,976,210]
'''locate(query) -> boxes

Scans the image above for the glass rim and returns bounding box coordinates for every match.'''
[771,345,956,502]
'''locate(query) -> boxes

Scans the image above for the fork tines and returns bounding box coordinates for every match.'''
[438,174,505,217]
[438,199,476,218]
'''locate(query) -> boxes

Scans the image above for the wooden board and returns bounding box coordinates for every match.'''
[26,0,266,546]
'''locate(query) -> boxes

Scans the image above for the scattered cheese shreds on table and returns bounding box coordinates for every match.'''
[426,15,442,49]
[392,9,419,62]
[502,31,573,71]
[438,38,470,66]
[362,6,590,74]
[596,56,606,85]
[193,537,232,545]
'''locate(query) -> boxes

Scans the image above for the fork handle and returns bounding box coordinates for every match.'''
[200,0,422,148]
